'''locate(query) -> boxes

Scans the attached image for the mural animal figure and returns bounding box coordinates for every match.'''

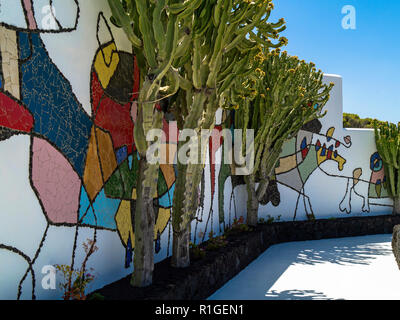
[220,115,391,223]
[273,120,349,220]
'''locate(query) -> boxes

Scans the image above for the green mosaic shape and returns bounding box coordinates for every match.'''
[298,146,318,184]
[157,169,168,198]
[280,138,296,158]
[105,152,139,199]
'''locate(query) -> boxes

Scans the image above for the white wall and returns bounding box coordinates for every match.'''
[0,1,393,300]
[223,75,392,223]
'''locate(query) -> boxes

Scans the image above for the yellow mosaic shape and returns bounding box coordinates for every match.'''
[94,43,120,89]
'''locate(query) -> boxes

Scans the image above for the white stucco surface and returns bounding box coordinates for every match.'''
[0,0,395,300]
[208,234,400,300]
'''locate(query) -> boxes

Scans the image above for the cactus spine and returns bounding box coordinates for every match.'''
[374,121,400,214]
[234,50,334,225]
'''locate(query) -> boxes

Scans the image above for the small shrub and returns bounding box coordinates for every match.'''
[225,216,252,236]
[55,238,98,300]
[262,215,282,225]
[206,231,228,251]
[55,265,95,300]
[87,292,105,301]
[189,242,206,260]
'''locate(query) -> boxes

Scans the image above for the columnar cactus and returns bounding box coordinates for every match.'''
[169,0,288,268]
[374,121,400,214]
[108,0,202,287]
[234,50,334,225]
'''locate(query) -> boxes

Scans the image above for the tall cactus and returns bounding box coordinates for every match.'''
[108,0,200,287]
[374,121,400,214]
[234,50,333,225]
[169,0,287,268]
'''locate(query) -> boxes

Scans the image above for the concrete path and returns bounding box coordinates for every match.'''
[208,234,400,300]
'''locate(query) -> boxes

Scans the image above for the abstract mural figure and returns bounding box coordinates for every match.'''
[0,1,394,301]
[0,1,177,298]
[274,122,349,220]
[0,0,86,300]
[218,119,351,221]
[339,152,389,214]
[218,114,391,223]
[368,152,388,199]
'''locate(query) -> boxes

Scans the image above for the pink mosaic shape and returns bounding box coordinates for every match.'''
[22,0,38,30]
[31,138,81,224]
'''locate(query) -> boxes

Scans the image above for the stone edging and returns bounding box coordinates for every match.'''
[95,214,400,300]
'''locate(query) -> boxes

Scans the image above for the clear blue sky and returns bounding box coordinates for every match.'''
[270,0,400,122]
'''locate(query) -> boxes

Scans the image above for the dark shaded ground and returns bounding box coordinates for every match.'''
[91,229,256,300]
[91,214,400,301]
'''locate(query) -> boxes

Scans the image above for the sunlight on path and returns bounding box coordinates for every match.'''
[208,234,400,300]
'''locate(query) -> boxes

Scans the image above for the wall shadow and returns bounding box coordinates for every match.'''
[265,289,342,300]
[209,234,394,300]
[294,234,393,266]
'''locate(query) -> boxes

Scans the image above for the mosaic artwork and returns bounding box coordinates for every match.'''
[218,78,392,226]
[219,127,392,225]
[0,0,394,300]
[0,0,227,300]
[0,0,168,299]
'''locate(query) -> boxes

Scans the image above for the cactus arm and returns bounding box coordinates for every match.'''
[107,0,143,47]
[171,0,289,265]
[108,0,207,284]
[152,0,166,53]
[375,121,400,206]
[134,0,158,68]
[232,50,333,223]
[192,38,202,90]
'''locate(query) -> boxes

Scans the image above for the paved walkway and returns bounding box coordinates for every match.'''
[208,234,400,300]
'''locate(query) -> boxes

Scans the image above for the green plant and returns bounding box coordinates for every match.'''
[234,50,334,226]
[87,293,105,301]
[55,238,98,300]
[262,214,281,225]
[206,233,228,251]
[225,216,252,236]
[189,242,206,260]
[258,218,267,225]
[170,0,287,269]
[374,120,400,214]
[343,113,386,129]
[108,0,200,287]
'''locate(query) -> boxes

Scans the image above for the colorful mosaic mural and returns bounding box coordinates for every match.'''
[0,0,173,299]
[218,80,393,226]
[0,0,226,300]
[0,0,394,300]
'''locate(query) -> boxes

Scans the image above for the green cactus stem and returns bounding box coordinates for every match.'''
[108,0,200,286]
[234,50,333,225]
[374,121,400,215]
[169,0,288,268]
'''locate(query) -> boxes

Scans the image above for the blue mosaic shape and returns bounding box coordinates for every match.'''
[116,146,128,165]
[18,32,92,177]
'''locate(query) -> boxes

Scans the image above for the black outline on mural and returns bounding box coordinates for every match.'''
[0,243,35,299]
[0,0,81,34]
